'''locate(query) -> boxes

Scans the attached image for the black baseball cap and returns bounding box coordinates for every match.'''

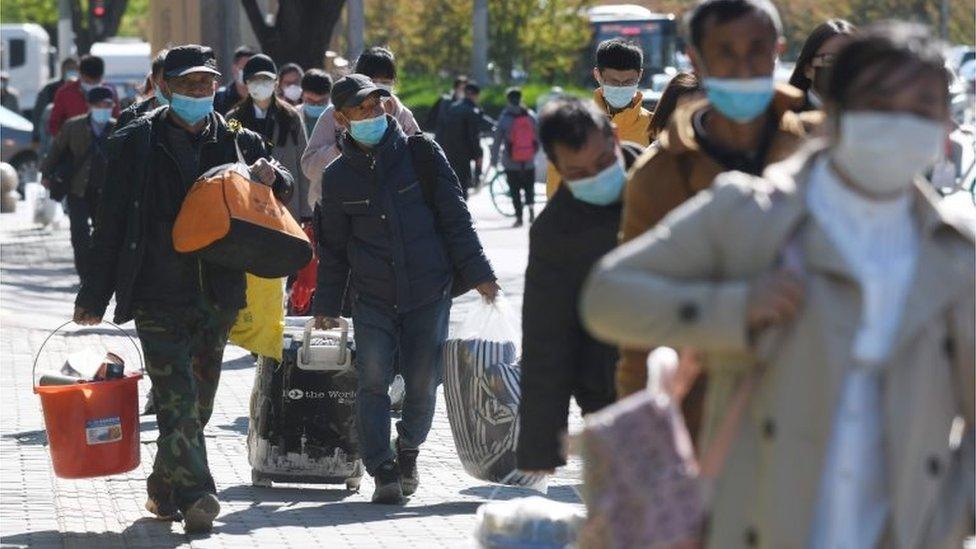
[332,74,391,110]
[86,85,114,104]
[243,54,277,82]
[163,45,220,79]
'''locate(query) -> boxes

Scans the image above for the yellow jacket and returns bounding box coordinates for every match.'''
[545,89,652,197]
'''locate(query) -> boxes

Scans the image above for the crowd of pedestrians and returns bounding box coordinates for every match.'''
[14,0,972,542]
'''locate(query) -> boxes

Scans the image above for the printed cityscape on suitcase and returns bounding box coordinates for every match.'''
[247,317,364,489]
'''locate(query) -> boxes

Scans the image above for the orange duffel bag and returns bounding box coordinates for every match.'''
[172,160,312,279]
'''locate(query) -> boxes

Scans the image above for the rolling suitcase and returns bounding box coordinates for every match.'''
[247,317,364,489]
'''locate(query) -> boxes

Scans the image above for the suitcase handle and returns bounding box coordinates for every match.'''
[300,317,350,366]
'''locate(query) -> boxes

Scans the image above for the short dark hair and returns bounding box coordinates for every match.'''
[453,75,469,88]
[539,98,615,165]
[151,49,168,79]
[79,55,105,80]
[685,0,782,51]
[234,45,255,62]
[301,69,333,94]
[464,83,481,96]
[827,21,948,109]
[506,87,522,104]
[60,56,78,72]
[596,39,643,72]
[355,46,397,80]
[278,62,304,80]
[789,19,856,92]
[648,72,700,140]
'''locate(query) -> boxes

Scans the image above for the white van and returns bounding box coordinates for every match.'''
[90,39,151,104]
[0,24,53,112]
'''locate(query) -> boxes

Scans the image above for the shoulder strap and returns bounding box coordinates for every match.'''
[407,133,440,216]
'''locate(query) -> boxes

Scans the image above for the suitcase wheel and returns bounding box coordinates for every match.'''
[345,478,361,492]
[251,469,273,487]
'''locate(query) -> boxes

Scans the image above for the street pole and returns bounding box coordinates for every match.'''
[939,0,949,41]
[347,0,365,64]
[472,0,489,84]
[57,0,75,64]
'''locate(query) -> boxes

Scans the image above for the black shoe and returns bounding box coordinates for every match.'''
[371,460,403,504]
[182,493,220,533]
[512,218,524,228]
[396,438,420,496]
[528,206,535,224]
[145,496,181,521]
[142,391,155,416]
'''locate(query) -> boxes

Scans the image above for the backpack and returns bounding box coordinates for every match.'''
[507,111,536,163]
[406,133,475,298]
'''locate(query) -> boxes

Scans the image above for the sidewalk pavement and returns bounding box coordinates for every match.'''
[0,188,585,548]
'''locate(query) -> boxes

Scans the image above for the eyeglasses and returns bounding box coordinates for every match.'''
[811,53,837,69]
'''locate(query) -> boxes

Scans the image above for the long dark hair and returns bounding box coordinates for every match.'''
[789,19,856,93]
[648,72,700,141]
[229,94,301,149]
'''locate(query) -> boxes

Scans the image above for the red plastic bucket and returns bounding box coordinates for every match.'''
[32,321,144,479]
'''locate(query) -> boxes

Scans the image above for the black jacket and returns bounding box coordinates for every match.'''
[437,98,482,172]
[312,117,493,318]
[116,97,161,129]
[516,142,644,470]
[76,108,293,323]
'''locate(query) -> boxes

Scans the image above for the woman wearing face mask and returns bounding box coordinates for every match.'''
[581,22,973,548]
[227,54,311,223]
[789,19,856,112]
[276,63,305,107]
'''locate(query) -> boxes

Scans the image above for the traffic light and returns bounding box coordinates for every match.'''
[90,0,107,36]
[90,0,107,18]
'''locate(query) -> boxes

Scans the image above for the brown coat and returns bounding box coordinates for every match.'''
[615,85,815,401]
[41,113,115,197]
[582,143,975,548]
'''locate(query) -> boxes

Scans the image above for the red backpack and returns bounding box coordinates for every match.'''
[507,112,536,163]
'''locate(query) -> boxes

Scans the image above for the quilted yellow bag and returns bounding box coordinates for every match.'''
[229,274,285,360]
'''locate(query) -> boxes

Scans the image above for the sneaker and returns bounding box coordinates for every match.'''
[145,496,180,521]
[182,493,220,533]
[396,438,420,496]
[371,460,403,504]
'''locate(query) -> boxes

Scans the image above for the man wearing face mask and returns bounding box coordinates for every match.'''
[582,22,974,547]
[73,45,293,533]
[213,45,255,116]
[49,54,120,136]
[33,57,78,143]
[516,98,644,475]
[301,46,420,209]
[41,86,116,285]
[227,54,311,222]
[298,69,332,136]
[613,0,815,436]
[544,39,652,198]
[312,74,498,504]
[116,49,170,129]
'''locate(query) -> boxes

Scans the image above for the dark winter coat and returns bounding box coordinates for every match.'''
[437,98,483,184]
[76,108,293,324]
[516,142,644,470]
[312,116,494,318]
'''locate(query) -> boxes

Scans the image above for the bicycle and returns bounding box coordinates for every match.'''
[485,165,548,218]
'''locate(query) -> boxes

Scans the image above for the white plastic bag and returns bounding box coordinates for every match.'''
[456,294,522,355]
[474,495,584,548]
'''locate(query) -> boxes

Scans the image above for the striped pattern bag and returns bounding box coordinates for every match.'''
[442,298,545,488]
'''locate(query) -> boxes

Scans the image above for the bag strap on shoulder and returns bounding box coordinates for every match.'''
[407,133,440,215]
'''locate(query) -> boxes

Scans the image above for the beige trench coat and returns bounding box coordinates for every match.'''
[581,144,975,548]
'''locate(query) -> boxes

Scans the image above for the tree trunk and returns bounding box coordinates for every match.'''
[241,0,346,70]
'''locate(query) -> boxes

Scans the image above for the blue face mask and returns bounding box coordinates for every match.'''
[349,114,388,146]
[65,70,79,81]
[703,77,775,123]
[90,107,112,125]
[565,158,626,205]
[155,91,169,107]
[304,104,328,119]
[169,93,214,126]
[602,85,638,110]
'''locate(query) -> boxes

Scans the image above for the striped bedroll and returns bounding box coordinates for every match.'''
[443,338,546,488]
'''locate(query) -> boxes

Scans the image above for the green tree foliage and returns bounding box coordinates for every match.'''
[366,0,592,83]
[1,0,150,51]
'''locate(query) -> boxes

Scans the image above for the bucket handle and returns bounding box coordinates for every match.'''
[31,320,145,386]
[300,317,349,366]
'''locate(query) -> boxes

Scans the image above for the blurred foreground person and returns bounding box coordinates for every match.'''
[582,22,974,548]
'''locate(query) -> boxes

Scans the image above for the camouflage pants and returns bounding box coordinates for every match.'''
[133,299,237,511]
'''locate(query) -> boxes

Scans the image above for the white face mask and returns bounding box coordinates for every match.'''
[283,84,302,102]
[831,111,944,196]
[247,80,275,101]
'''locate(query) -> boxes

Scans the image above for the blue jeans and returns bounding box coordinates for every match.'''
[353,296,451,475]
